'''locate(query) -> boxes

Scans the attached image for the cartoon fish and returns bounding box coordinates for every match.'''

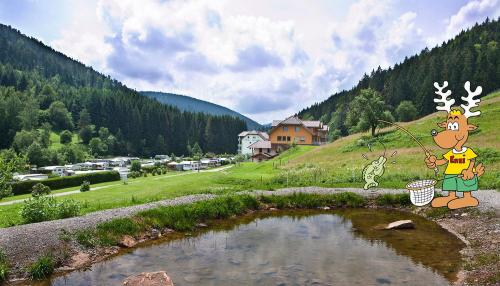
[362,155,387,189]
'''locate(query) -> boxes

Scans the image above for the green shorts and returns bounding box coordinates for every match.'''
[442,174,478,192]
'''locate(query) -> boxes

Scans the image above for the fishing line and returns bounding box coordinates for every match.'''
[378,119,438,176]
[378,120,431,155]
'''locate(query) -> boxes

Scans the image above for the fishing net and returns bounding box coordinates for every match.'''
[406,179,436,206]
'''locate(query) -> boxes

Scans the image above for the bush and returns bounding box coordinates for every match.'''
[0,249,8,282]
[130,160,141,172]
[59,130,73,144]
[80,181,90,192]
[56,199,81,218]
[395,101,417,122]
[20,196,81,224]
[21,196,56,223]
[11,171,120,195]
[128,171,141,179]
[31,183,51,197]
[28,254,54,280]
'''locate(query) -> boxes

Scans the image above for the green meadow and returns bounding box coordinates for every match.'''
[0,93,498,228]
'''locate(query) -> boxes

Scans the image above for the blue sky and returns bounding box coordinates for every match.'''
[1,0,499,123]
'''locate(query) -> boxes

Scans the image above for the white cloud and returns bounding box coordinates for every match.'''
[446,0,500,38]
[46,0,497,124]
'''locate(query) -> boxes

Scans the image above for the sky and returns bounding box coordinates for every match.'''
[1,0,499,123]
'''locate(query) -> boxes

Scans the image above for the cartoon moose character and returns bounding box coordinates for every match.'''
[424,81,485,209]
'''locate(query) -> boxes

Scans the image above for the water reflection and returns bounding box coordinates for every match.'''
[47,209,462,286]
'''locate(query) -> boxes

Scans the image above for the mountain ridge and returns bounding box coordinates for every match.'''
[141,91,262,130]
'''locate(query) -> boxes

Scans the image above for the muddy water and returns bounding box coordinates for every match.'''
[48,209,463,286]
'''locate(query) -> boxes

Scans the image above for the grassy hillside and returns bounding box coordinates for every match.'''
[0,95,497,228]
[288,91,500,190]
[48,131,79,150]
[142,91,262,130]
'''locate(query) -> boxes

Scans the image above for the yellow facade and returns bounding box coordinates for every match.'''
[269,125,313,145]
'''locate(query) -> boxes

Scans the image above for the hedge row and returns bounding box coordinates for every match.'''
[11,171,121,195]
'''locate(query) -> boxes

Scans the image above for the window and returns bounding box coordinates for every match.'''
[300,136,305,142]
[283,126,289,131]
[277,136,282,141]
[295,126,300,132]
[287,136,291,141]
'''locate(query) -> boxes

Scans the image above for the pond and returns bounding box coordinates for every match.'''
[46,209,464,285]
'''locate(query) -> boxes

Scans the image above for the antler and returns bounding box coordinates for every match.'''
[433,81,455,113]
[461,81,482,118]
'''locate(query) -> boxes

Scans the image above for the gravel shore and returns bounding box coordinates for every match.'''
[0,187,498,278]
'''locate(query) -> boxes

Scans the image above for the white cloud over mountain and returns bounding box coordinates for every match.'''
[45,0,499,123]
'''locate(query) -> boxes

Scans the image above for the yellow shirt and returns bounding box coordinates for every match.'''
[443,147,477,175]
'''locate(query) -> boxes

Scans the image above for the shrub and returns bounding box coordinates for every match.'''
[28,254,54,280]
[21,196,56,223]
[143,172,148,177]
[59,130,73,144]
[56,199,81,219]
[127,171,139,179]
[11,171,120,195]
[31,183,51,197]
[130,160,141,172]
[20,197,81,224]
[80,181,90,192]
[0,249,8,282]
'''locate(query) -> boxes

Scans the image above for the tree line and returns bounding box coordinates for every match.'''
[0,24,246,166]
[299,18,500,139]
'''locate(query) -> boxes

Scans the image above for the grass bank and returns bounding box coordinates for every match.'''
[0,147,312,228]
[285,92,500,189]
[73,192,369,248]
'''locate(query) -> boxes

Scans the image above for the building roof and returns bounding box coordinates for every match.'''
[302,120,322,128]
[248,140,272,149]
[238,130,269,140]
[270,116,327,136]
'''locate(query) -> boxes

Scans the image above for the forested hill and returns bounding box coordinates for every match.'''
[142,91,262,130]
[0,24,246,160]
[299,18,500,137]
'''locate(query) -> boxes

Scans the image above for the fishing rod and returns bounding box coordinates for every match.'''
[378,120,439,176]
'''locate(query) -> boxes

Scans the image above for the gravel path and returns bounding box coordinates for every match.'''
[0,186,497,274]
[0,194,215,271]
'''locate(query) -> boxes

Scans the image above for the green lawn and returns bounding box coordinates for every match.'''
[0,146,313,227]
[48,131,80,150]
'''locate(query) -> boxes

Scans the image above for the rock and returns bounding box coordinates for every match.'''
[269,207,277,211]
[322,206,330,210]
[118,235,137,248]
[162,228,174,234]
[69,252,91,268]
[151,228,162,238]
[123,271,174,286]
[461,213,468,217]
[385,220,415,230]
[196,223,208,228]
